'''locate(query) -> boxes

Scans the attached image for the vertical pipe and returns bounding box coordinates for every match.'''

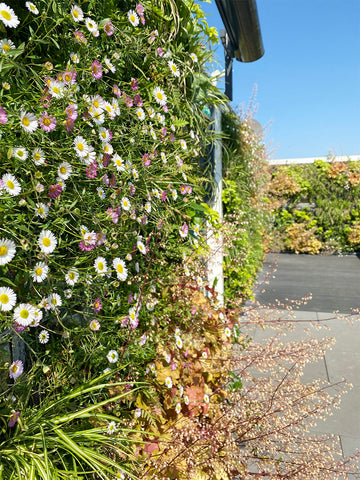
[207,106,224,305]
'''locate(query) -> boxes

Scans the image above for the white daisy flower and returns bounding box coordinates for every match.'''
[102,142,113,155]
[64,289,72,298]
[13,147,28,161]
[178,384,184,397]
[152,188,160,199]
[104,58,116,73]
[175,327,181,337]
[144,202,151,213]
[70,4,83,22]
[94,256,108,276]
[168,60,180,77]
[160,152,167,164]
[156,112,165,125]
[65,268,79,286]
[113,154,125,172]
[112,98,120,116]
[70,52,79,63]
[196,277,203,287]
[150,129,156,140]
[148,107,155,118]
[57,162,72,180]
[175,403,181,414]
[48,80,65,98]
[82,146,96,165]
[13,303,36,327]
[165,376,173,389]
[2,174,21,196]
[84,17,98,33]
[184,395,190,405]
[132,168,139,181]
[0,3,20,28]
[0,238,16,265]
[194,224,200,236]
[0,286,16,311]
[0,38,15,54]
[32,148,45,165]
[175,336,183,349]
[29,307,42,327]
[137,240,146,255]
[25,2,38,14]
[103,102,115,119]
[107,420,117,434]
[113,258,128,281]
[115,470,125,480]
[121,197,131,211]
[171,189,178,200]
[34,203,49,219]
[38,230,57,254]
[128,9,139,26]
[98,127,110,143]
[202,351,208,359]
[73,136,89,158]
[190,52,198,62]
[180,139,187,150]
[225,327,232,338]
[9,360,23,380]
[184,265,190,276]
[153,87,167,106]
[39,329,49,344]
[48,292,62,310]
[136,107,145,121]
[204,394,210,403]
[97,187,105,199]
[107,350,118,363]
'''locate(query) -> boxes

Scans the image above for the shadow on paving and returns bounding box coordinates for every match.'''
[255,253,360,314]
[246,253,360,477]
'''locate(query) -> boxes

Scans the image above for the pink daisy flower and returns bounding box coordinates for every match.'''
[93,298,102,313]
[113,84,121,97]
[104,21,114,36]
[91,60,103,80]
[131,77,138,91]
[0,106,8,124]
[48,184,62,199]
[39,112,56,131]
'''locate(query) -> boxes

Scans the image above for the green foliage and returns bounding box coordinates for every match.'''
[266,158,360,253]
[221,108,269,304]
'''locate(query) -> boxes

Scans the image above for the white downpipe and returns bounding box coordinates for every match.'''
[207,106,224,305]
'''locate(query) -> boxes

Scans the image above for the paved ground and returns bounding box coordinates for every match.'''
[247,253,360,477]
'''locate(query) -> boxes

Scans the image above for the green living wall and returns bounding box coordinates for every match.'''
[266,159,360,254]
[0,2,355,479]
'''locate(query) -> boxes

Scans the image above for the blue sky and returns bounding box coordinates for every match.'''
[201,0,360,160]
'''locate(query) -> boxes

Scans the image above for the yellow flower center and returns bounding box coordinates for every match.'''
[77,142,84,151]
[7,180,14,190]
[93,100,100,108]
[69,272,75,280]
[98,262,103,270]
[130,14,135,22]
[0,246,7,256]
[22,117,30,127]
[53,86,59,94]
[3,44,10,52]
[73,9,79,18]
[43,118,51,126]
[38,207,44,215]
[11,365,18,373]
[35,267,43,275]
[123,201,128,207]
[117,264,123,274]
[51,298,57,305]
[30,5,36,11]
[43,238,51,247]
[34,153,40,160]
[1,10,11,21]
[156,93,163,100]
[104,146,109,152]
[98,190,103,196]
[20,309,29,319]
[0,294,9,303]
[65,73,71,82]
[60,166,66,174]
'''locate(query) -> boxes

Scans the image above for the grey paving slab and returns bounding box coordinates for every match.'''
[311,387,360,437]
[326,351,360,387]
[255,253,360,314]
